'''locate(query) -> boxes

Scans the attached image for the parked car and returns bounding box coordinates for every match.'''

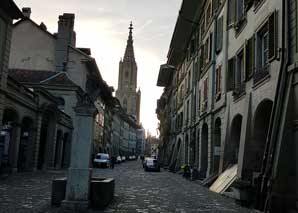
[143,157,150,168]
[116,156,122,164]
[93,153,110,168]
[121,156,126,162]
[144,158,160,172]
[128,155,136,161]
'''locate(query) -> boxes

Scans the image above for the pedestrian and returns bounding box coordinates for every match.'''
[110,156,115,169]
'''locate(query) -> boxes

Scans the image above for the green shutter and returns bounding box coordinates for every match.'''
[227,57,235,91]
[268,10,278,61]
[245,35,255,81]
[216,16,223,53]
[228,0,236,25]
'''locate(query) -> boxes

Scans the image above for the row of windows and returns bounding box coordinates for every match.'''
[227,10,278,96]
[173,0,275,115]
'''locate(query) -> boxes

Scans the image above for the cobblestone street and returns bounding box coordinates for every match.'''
[0,160,254,213]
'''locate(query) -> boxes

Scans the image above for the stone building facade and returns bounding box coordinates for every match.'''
[116,23,141,124]
[0,1,73,172]
[8,10,114,165]
[157,0,289,210]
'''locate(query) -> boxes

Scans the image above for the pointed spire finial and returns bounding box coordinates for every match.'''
[128,21,133,40]
[129,21,133,32]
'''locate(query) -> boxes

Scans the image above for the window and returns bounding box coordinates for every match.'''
[206,2,212,25]
[200,18,205,39]
[216,16,223,53]
[227,57,235,91]
[125,71,129,78]
[228,0,247,29]
[215,65,222,100]
[203,34,212,67]
[237,0,245,21]
[202,78,208,112]
[186,100,189,124]
[256,24,269,71]
[234,49,246,96]
[228,0,236,25]
[245,36,255,80]
[187,71,191,92]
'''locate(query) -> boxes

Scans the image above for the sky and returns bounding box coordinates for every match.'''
[14,0,182,136]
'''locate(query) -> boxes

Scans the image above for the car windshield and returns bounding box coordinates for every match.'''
[96,154,108,159]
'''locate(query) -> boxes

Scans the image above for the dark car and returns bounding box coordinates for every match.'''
[144,158,160,172]
[93,153,110,168]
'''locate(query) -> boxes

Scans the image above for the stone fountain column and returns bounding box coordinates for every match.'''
[62,97,96,209]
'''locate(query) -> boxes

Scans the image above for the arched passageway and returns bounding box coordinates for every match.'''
[213,118,221,174]
[200,123,208,178]
[1,108,19,170]
[224,114,242,167]
[17,117,34,171]
[243,100,273,181]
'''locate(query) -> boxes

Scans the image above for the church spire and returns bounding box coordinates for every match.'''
[124,21,135,62]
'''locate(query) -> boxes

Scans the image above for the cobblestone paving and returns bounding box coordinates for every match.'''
[0,161,254,213]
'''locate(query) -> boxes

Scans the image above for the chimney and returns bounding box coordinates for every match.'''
[22,7,31,18]
[55,13,75,72]
[39,22,47,31]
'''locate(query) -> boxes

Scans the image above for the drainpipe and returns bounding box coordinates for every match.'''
[258,0,288,210]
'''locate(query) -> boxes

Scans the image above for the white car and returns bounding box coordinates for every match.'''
[93,153,110,168]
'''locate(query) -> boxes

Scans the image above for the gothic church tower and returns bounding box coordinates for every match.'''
[116,22,141,124]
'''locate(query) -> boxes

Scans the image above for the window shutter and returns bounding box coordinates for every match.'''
[228,0,236,25]
[245,35,255,81]
[200,45,204,70]
[209,33,213,61]
[205,40,209,64]
[216,16,223,53]
[227,57,235,91]
[268,10,278,61]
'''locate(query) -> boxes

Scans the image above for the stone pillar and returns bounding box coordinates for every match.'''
[62,104,96,209]
[33,113,43,170]
[46,122,57,168]
[11,124,21,172]
[56,131,64,169]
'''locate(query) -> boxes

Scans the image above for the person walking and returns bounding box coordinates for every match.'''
[110,156,115,169]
